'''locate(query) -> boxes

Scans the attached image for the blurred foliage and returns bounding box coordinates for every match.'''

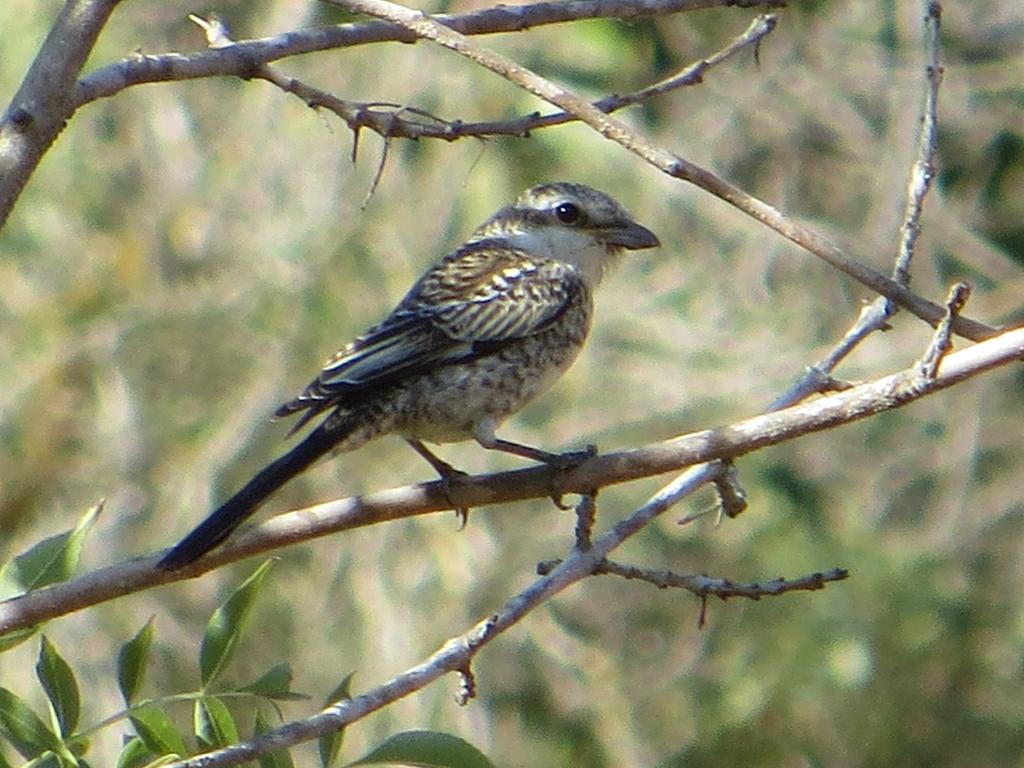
[1,0,1023,765]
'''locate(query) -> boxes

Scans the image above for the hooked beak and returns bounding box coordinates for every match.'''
[603,221,661,250]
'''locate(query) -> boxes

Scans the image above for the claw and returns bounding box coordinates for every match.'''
[545,444,597,509]
[405,438,472,526]
[550,493,571,510]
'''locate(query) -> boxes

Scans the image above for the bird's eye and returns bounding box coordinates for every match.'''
[554,201,581,224]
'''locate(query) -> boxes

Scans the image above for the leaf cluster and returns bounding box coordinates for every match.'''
[0,521,487,767]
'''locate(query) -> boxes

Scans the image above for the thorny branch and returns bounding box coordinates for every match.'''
[593,560,849,600]
[187,12,775,145]
[75,0,782,104]
[330,0,997,343]
[0,0,777,226]
[537,554,847,603]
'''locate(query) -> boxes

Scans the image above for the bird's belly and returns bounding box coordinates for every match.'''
[394,335,583,444]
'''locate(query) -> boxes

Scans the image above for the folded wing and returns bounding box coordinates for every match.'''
[275,241,584,432]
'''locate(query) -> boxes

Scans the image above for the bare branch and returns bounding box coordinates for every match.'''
[0,0,125,226]
[328,0,997,342]
[158,481,848,768]
[181,10,773,148]
[769,299,891,411]
[594,560,849,599]
[917,282,971,380]
[1,324,1021,636]
[892,0,943,287]
[0,0,780,228]
[772,3,944,409]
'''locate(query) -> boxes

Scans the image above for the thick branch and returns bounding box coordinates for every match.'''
[163,328,1023,768]
[0,0,124,226]
[0,325,1020,636]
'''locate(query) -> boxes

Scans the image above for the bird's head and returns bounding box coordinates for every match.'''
[471,182,661,288]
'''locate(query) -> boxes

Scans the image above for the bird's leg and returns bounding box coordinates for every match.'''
[405,438,471,527]
[475,417,598,466]
[473,420,596,509]
[406,438,467,478]
[474,417,596,469]
[480,436,596,469]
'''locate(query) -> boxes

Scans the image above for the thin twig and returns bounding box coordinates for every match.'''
[771,1,946,412]
[892,0,943,287]
[917,282,970,380]
[680,1,954,524]
[187,12,774,146]
[595,560,849,599]
[573,493,597,551]
[769,299,888,411]
[327,0,997,343]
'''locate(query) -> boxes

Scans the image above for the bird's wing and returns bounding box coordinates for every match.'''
[412,241,581,342]
[275,242,584,428]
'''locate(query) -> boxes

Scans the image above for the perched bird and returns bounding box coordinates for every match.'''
[158,182,659,570]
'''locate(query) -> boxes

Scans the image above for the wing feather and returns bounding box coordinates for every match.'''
[275,241,584,428]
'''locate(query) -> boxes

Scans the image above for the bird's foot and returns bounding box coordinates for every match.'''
[543,443,598,470]
[438,467,473,530]
[485,436,598,470]
[405,438,473,527]
[543,444,597,509]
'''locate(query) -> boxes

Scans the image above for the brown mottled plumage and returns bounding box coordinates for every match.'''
[158,183,659,570]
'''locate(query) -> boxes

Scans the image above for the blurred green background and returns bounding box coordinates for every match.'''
[2,0,1023,765]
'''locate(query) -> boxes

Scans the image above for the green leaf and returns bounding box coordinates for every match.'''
[0,502,101,594]
[35,636,80,737]
[254,710,295,768]
[0,686,62,759]
[117,618,155,706]
[0,626,39,654]
[128,705,187,759]
[346,731,497,768]
[318,673,354,768]
[193,696,238,750]
[114,736,150,768]
[22,752,61,768]
[67,733,90,758]
[238,663,307,701]
[199,560,275,688]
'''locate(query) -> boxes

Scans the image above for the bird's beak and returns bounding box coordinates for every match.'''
[604,221,661,250]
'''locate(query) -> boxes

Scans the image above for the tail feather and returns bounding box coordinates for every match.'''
[157,425,346,570]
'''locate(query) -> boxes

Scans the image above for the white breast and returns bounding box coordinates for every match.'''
[502,227,620,289]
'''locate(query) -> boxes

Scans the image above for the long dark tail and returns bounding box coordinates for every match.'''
[157,424,347,570]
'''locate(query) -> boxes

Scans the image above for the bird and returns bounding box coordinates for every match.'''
[157,182,660,570]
